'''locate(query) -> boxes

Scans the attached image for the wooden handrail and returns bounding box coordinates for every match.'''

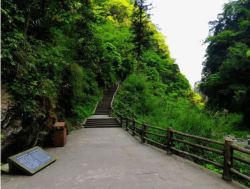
[145,131,167,138]
[110,87,249,186]
[230,168,250,181]
[233,156,250,165]
[232,144,250,155]
[172,138,224,155]
[172,129,224,146]
[170,147,224,169]
[146,125,167,132]
[145,137,167,149]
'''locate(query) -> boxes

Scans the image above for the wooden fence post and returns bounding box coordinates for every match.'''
[141,124,146,143]
[223,137,233,181]
[132,119,136,136]
[166,128,173,154]
[125,118,129,131]
[109,107,112,117]
[120,116,123,127]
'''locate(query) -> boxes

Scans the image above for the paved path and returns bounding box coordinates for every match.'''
[1,128,246,189]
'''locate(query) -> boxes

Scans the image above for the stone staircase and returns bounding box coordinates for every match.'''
[84,118,119,128]
[95,86,117,115]
[84,86,120,128]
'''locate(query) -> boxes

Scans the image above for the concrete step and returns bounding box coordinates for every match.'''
[95,111,109,115]
[84,117,120,128]
[86,121,118,125]
[96,106,110,109]
[95,111,109,114]
[85,124,120,127]
[95,108,110,110]
[86,85,118,127]
[84,125,120,128]
[86,119,117,122]
[85,123,118,126]
[95,111,110,113]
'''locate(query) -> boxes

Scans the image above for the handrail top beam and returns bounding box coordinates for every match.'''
[232,144,250,155]
[172,129,224,146]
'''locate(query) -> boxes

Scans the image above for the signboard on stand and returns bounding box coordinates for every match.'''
[8,146,56,175]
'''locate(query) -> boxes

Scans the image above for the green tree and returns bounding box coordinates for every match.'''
[200,0,250,128]
[1,0,193,160]
[131,0,153,64]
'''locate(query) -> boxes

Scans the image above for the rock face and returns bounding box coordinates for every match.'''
[1,87,20,161]
[1,87,14,128]
[1,87,44,162]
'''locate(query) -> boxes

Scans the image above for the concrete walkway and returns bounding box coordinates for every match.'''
[1,128,246,189]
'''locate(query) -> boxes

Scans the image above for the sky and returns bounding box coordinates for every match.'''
[148,0,229,87]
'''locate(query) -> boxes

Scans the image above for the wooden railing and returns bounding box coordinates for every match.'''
[111,108,250,185]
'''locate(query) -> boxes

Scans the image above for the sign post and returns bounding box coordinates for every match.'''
[7,146,56,175]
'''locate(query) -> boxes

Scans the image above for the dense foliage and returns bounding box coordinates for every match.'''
[1,0,133,155]
[2,1,249,181]
[2,0,250,186]
[1,0,189,127]
[200,0,250,129]
[114,0,249,140]
[1,0,191,157]
[114,74,247,139]
[112,1,249,185]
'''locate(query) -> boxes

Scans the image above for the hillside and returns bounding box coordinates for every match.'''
[1,0,189,160]
[1,0,249,164]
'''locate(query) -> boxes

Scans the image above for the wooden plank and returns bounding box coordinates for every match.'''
[232,144,250,155]
[135,120,142,125]
[146,125,167,132]
[135,127,142,133]
[132,119,136,136]
[125,118,129,131]
[144,137,167,148]
[134,131,140,137]
[172,138,224,155]
[141,124,146,143]
[170,147,223,169]
[145,131,166,138]
[230,168,250,181]
[167,128,173,154]
[173,130,224,145]
[233,156,250,165]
